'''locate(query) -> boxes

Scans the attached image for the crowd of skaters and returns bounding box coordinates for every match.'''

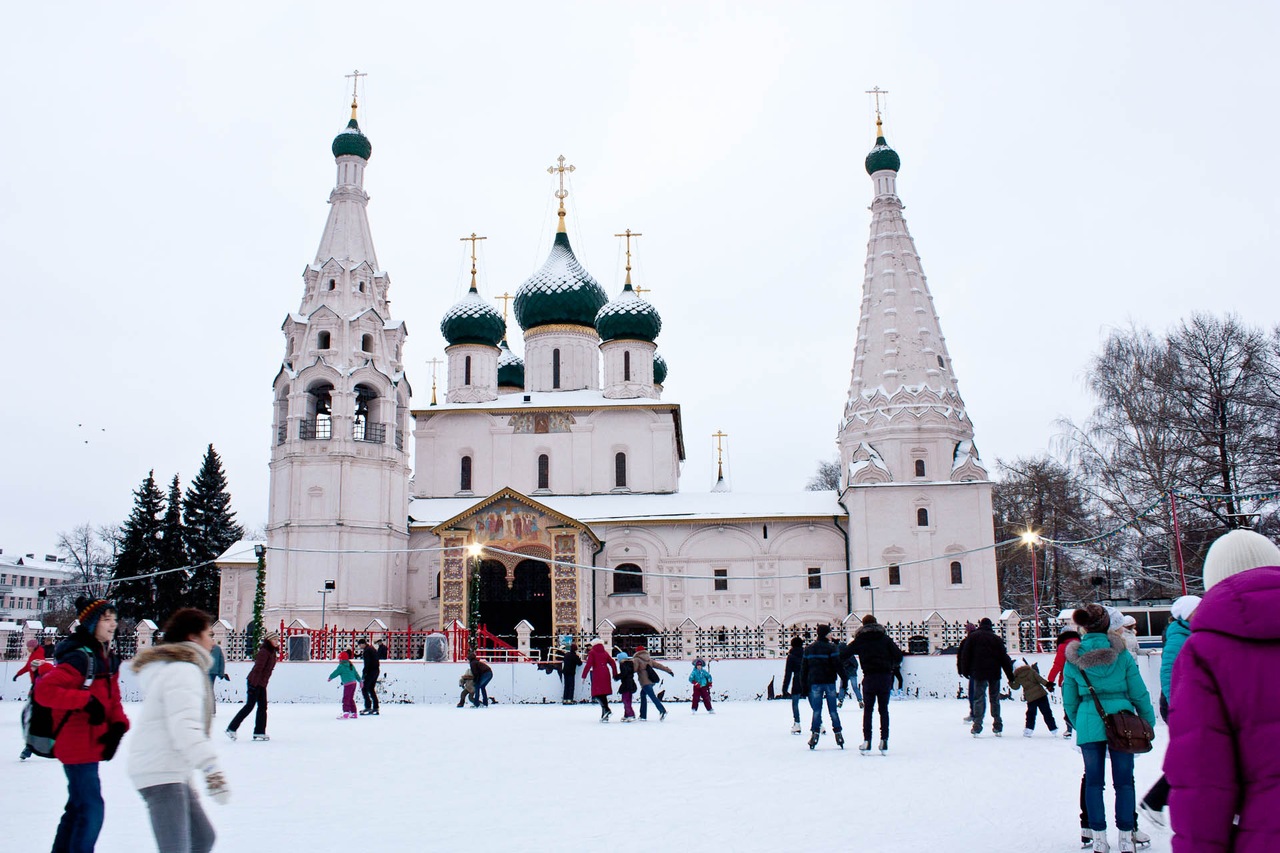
[12,527,1280,852]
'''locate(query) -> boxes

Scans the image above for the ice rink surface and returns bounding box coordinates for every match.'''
[2,698,1172,852]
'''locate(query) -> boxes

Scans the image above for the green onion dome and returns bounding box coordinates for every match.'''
[332,118,373,160]
[653,353,668,385]
[864,132,900,175]
[441,286,505,347]
[514,232,609,330]
[497,338,525,388]
[595,283,661,343]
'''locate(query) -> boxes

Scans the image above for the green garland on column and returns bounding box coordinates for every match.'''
[251,546,267,654]
[467,556,481,647]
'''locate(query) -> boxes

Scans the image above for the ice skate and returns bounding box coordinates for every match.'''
[993,729,1003,737]
[225,730,237,741]
[707,708,715,714]
[834,731,845,749]
[1092,830,1111,852]
[1023,728,1034,737]
[1080,828,1093,848]
[858,740,871,753]
[808,731,819,750]
[1138,801,1166,829]
[252,734,270,742]
[1117,829,1136,852]
[1131,828,1150,848]
[659,711,667,721]
[19,747,32,760]
[622,716,635,723]
[790,722,801,734]
[963,715,973,723]
[878,739,887,754]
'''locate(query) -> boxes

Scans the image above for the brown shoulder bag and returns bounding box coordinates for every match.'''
[1079,669,1154,754]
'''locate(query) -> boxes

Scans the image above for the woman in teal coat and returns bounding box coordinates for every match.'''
[1062,603,1156,853]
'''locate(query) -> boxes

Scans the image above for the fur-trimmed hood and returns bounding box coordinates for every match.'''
[131,641,213,674]
[1063,632,1124,670]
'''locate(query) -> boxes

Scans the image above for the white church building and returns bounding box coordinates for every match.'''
[217,102,1000,653]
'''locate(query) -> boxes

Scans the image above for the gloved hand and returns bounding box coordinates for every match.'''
[10,673,16,682]
[204,767,231,805]
[1047,684,1056,693]
[84,697,107,725]
[99,722,127,761]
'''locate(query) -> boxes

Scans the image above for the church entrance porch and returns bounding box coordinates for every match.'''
[476,558,552,653]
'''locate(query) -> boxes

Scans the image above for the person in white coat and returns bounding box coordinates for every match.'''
[128,608,230,853]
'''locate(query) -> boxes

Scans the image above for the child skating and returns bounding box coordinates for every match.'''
[689,658,714,713]
[328,652,360,719]
[616,651,637,721]
[1009,659,1058,736]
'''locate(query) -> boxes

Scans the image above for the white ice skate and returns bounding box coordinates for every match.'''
[1080,828,1093,848]
[858,740,871,753]
[1130,827,1150,848]
[1092,831,1111,852]
[790,722,801,734]
[878,739,888,754]
[1117,829,1136,852]
[1138,800,1166,829]
[1023,728,1034,738]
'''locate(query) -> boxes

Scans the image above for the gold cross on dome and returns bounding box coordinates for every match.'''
[494,292,514,325]
[427,357,443,406]
[346,69,368,118]
[712,430,729,479]
[460,232,487,290]
[614,228,643,287]
[635,284,651,297]
[865,85,889,119]
[548,155,576,229]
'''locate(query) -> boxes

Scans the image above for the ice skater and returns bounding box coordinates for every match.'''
[958,617,1014,737]
[783,636,804,734]
[848,613,903,753]
[226,631,279,742]
[689,658,714,713]
[457,668,475,707]
[580,638,617,721]
[328,652,360,719]
[838,639,863,708]
[358,638,380,715]
[468,653,493,707]
[1047,629,1081,738]
[1009,659,1058,736]
[800,624,844,749]
[632,645,672,721]
[616,651,637,721]
[560,643,582,704]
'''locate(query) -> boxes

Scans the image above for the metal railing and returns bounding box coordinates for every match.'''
[300,418,332,440]
[354,422,386,444]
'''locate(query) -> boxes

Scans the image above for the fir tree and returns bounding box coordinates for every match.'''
[154,474,189,623]
[112,470,166,621]
[183,444,244,613]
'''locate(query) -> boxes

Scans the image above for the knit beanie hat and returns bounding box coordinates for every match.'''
[1072,603,1110,634]
[1106,607,1125,631]
[616,651,629,661]
[1202,529,1280,590]
[339,651,350,661]
[26,638,39,650]
[1170,595,1202,621]
[75,597,114,633]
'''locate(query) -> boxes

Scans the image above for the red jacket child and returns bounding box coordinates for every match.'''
[34,628,130,764]
[14,639,47,684]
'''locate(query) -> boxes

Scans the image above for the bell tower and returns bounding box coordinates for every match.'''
[264,80,412,630]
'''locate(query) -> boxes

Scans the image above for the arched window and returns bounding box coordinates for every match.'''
[460,456,472,492]
[328,279,336,291]
[888,564,902,585]
[353,384,379,442]
[358,281,365,293]
[950,561,963,585]
[464,356,472,385]
[613,563,643,595]
[303,381,333,440]
[317,330,331,349]
[552,349,561,389]
[623,351,631,381]
[917,507,930,527]
[362,334,373,353]
[914,459,926,478]
[435,572,441,598]
[537,454,550,490]
[615,452,627,488]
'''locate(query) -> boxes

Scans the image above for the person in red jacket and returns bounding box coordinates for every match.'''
[34,597,130,853]
[1046,629,1080,738]
[15,637,48,684]
[226,631,279,741]
[580,639,618,721]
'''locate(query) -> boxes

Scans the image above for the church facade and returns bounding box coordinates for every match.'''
[217,103,1000,651]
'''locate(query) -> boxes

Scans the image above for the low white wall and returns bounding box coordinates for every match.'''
[1,652,1164,707]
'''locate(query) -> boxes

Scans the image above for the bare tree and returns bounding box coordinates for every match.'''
[55,522,118,603]
[806,458,841,491]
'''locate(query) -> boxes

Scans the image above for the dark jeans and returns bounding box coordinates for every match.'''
[1025,696,1057,731]
[228,683,268,735]
[808,682,842,734]
[839,670,863,703]
[53,762,104,853]
[791,691,802,723]
[139,782,215,853]
[970,678,1002,733]
[471,671,492,707]
[362,674,379,711]
[863,672,893,742]
[1081,742,1136,832]
[562,670,577,702]
[639,683,665,718]
[1142,693,1172,810]
[967,676,977,716]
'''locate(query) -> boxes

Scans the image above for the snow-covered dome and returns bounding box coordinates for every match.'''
[332,117,372,161]
[514,232,609,330]
[441,286,505,347]
[497,338,525,388]
[595,283,661,343]
[653,352,668,385]
[864,127,900,175]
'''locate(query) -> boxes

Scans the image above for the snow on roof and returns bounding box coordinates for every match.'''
[215,540,265,565]
[409,490,843,527]
[414,388,669,414]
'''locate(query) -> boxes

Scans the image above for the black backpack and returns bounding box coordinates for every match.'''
[23,647,94,759]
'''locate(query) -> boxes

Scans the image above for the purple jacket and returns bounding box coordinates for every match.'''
[1163,565,1280,853]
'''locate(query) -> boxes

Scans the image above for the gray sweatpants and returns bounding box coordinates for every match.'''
[139,783,216,853]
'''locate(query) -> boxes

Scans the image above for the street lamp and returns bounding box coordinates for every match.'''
[1021,529,1042,653]
[319,579,335,628]
[860,577,880,617]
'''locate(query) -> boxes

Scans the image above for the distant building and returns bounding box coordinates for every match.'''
[0,551,78,622]
[218,99,1000,651]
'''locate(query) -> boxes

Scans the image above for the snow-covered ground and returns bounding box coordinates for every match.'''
[2,698,1172,852]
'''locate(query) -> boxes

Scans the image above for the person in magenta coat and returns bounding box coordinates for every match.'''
[1163,529,1280,853]
[580,639,618,722]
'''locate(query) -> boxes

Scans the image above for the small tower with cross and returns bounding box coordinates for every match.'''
[441,232,505,403]
[598,228,663,400]
[264,82,413,631]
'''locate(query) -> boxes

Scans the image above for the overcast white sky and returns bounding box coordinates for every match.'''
[3,2,1278,555]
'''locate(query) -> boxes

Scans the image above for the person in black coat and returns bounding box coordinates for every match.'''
[957,617,1014,736]
[957,623,978,722]
[848,614,904,751]
[560,644,582,705]
[359,639,380,715]
[799,625,844,748]
[782,636,805,733]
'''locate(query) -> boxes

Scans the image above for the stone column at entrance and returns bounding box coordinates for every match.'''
[440,533,469,627]
[549,528,581,638]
